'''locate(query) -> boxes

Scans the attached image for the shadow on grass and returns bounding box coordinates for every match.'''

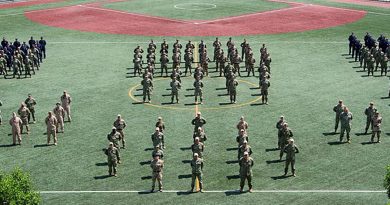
[226,175,240,180]
[95,162,108,166]
[225,190,242,196]
[185,94,195,97]
[136,88,143,91]
[180,147,191,151]
[271,175,289,180]
[219,102,233,105]
[182,160,191,164]
[132,102,144,105]
[144,148,154,151]
[217,93,229,96]
[249,87,259,90]
[266,159,284,164]
[327,141,345,145]
[140,160,151,166]
[186,88,195,91]
[386,133,390,136]
[178,174,192,179]
[226,160,239,164]
[93,175,111,180]
[161,102,174,105]
[133,94,143,97]
[141,176,152,180]
[361,142,374,145]
[250,103,264,106]
[355,70,365,72]
[184,103,197,106]
[322,132,337,136]
[165,88,172,91]
[215,87,226,90]
[360,75,370,77]
[380,96,390,99]
[0,144,16,148]
[138,191,154,195]
[251,93,261,96]
[226,147,238,151]
[355,132,368,136]
[161,94,171,97]
[352,66,361,68]
[341,54,349,56]
[176,191,193,195]
[265,148,279,152]
[33,144,52,148]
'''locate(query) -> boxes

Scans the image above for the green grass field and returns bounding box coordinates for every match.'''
[0,0,389,204]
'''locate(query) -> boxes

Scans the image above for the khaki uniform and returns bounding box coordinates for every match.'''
[45,115,58,144]
[191,158,204,191]
[151,131,164,149]
[61,94,72,122]
[283,143,299,176]
[191,142,205,158]
[151,158,164,191]
[340,111,353,142]
[9,116,22,145]
[371,114,382,142]
[105,147,120,175]
[107,131,122,149]
[53,105,65,132]
[236,121,248,135]
[170,80,181,103]
[279,127,293,159]
[239,157,254,190]
[24,98,36,123]
[114,119,127,148]
[276,119,286,149]
[333,103,344,132]
[236,134,249,147]
[364,106,376,133]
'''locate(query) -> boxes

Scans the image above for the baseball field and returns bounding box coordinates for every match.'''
[0,0,389,204]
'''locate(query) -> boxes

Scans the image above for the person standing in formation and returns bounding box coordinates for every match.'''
[60,90,72,122]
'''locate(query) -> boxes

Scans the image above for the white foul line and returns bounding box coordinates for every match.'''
[39,190,386,194]
[195,4,309,25]
[77,4,194,24]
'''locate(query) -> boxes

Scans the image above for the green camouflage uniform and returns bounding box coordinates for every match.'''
[151,131,164,149]
[107,130,122,149]
[105,146,120,176]
[191,116,206,132]
[193,79,204,103]
[339,111,353,142]
[283,143,299,176]
[141,78,153,102]
[191,157,204,191]
[333,103,344,132]
[191,142,205,158]
[24,97,37,123]
[228,79,238,103]
[371,114,382,142]
[364,106,376,133]
[170,79,181,103]
[151,158,164,191]
[279,127,293,159]
[238,144,252,160]
[239,156,254,190]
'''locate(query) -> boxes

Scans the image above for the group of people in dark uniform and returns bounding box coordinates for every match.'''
[348,32,389,77]
[132,38,272,105]
[0,36,47,79]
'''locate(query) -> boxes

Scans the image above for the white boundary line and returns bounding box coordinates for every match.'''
[78,4,193,24]
[174,3,216,11]
[195,4,309,25]
[39,190,386,194]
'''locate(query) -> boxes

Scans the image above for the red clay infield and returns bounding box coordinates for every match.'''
[331,0,390,8]
[24,1,367,36]
[0,0,63,9]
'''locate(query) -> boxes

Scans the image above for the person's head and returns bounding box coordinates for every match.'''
[28,94,32,99]
[155,145,160,151]
[12,112,16,117]
[48,111,53,116]
[20,102,25,107]
[197,111,201,117]
[240,116,244,121]
[243,140,248,146]
[243,152,249,159]
[153,154,160,160]
[283,123,288,128]
[112,126,116,132]
[343,107,349,113]
[338,100,343,104]
[288,138,294,144]
[155,127,159,133]
[369,102,374,108]
[240,129,245,135]
[30,36,33,40]
[63,90,67,95]
[197,127,202,133]
[117,114,121,119]
[194,137,200,144]
[56,102,60,107]
[193,153,199,159]
[280,115,284,120]
[109,142,114,148]
[158,117,162,121]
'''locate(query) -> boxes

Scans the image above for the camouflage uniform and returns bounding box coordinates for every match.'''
[105,144,120,176]
[333,101,344,132]
[339,108,353,142]
[239,154,254,192]
[170,78,181,103]
[141,77,153,103]
[151,157,164,192]
[279,124,293,160]
[283,140,299,177]
[364,103,376,134]
[228,78,238,104]
[371,112,382,143]
[190,155,204,192]
[151,130,164,149]
[113,116,127,148]
[191,139,205,158]
[193,78,204,104]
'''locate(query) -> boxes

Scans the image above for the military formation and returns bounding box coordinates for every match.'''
[348,33,389,76]
[0,36,47,79]
[333,100,383,143]
[3,91,72,146]
[132,38,272,105]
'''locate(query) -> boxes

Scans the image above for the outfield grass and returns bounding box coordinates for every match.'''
[103,0,289,20]
[0,0,389,204]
